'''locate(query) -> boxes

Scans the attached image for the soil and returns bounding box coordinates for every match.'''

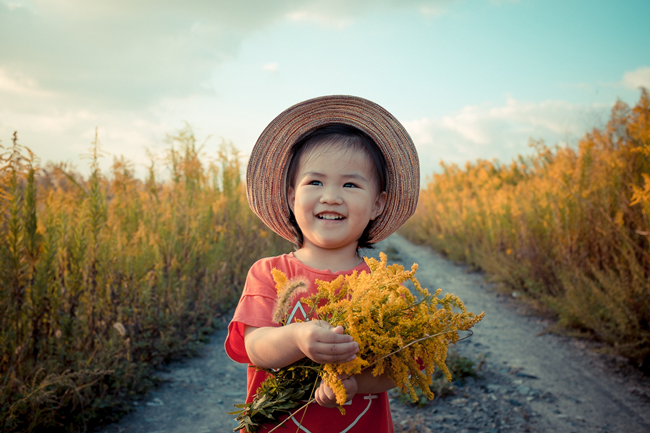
[94,234,650,433]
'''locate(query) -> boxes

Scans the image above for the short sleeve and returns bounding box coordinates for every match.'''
[224,258,280,363]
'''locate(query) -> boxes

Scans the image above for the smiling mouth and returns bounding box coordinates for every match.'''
[317,214,345,220]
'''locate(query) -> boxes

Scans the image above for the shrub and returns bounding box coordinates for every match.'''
[401,89,650,369]
[0,127,290,432]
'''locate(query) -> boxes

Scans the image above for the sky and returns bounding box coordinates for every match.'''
[1,0,649,182]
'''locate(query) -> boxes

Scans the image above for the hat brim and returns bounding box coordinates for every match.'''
[246,95,420,245]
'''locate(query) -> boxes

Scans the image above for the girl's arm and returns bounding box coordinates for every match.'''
[244,321,359,369]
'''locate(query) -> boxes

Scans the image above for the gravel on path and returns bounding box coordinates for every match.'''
[385,234,650,433]
[95,234,650,433]
[94,322,248,433]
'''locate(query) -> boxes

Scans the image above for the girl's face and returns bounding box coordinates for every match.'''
[288,143,387,253]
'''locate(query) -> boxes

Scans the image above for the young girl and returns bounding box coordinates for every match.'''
[225,95,420,432]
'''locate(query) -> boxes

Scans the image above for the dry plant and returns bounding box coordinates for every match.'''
[0,126,290,432]
[401,89,650,369]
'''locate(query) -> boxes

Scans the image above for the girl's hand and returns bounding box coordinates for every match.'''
[293,321,359,364]
[315,375,358,408]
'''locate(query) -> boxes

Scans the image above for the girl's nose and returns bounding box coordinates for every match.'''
[320,188,342,204]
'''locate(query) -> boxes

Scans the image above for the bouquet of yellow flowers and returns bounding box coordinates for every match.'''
[231,253,484,432]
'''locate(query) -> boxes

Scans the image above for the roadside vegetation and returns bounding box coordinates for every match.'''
[3,90,648,432]
[0,127,290,432]
[401,89,650,371]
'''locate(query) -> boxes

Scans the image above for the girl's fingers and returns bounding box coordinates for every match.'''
[318,329,354,343]
[316,353,357,364]
[314,341,358,357]
[315,382,340,408]
[309,346,356,363]
[301,321,358,363]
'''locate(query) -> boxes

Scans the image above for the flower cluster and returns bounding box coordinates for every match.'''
[231,252,484,432]
[299,252,485,405]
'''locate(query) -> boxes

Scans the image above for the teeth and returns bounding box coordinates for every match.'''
[318,214,343,220]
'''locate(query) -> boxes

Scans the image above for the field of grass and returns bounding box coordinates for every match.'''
[2,90,648,431]
[0,127,290,432]
[401,89,650,370]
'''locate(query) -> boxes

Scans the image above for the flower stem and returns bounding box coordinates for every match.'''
[266,329,473,432]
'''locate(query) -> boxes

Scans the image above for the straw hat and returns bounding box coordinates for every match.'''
[246,95,420,245]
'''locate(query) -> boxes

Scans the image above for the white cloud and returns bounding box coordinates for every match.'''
[0,0,456,172]
[286,0,455,26]
[262,62,279,73]
[0,0,529,181]
[2,109,96,135]
[0,68,52,97]
[403,97,609,179]
[286,9,354,27]
[0,0,453,108]
[622,66,650,89]
[0,104,179,178]
[418,5,447,16]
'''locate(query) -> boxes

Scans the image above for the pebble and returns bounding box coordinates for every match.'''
[391,358,546,432]
[486,384,506,394]
[516,385,530,395]
[516,372,539,379]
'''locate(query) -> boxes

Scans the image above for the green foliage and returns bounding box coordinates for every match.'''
[229,358,322,433]
[0,127,291,432]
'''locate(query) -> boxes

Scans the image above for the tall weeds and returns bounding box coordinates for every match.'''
[0,127,290,432]
[401,89,650,369]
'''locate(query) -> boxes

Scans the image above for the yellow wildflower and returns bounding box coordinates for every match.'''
[273,252,485,406]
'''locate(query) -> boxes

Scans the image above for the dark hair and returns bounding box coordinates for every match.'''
[285,124,388,250]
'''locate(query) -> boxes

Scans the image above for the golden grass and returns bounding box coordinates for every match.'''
[401,89,650,369]
[0,127,290,432]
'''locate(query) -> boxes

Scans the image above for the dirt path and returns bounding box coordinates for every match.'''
[95,234,650,433]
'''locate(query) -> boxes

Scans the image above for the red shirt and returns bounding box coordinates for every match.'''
[225,253,394,433]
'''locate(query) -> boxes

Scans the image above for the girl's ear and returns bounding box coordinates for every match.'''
[287,187,296,212]
[370,191,387,220]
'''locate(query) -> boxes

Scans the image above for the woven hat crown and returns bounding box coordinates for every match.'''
[246,95,419,245]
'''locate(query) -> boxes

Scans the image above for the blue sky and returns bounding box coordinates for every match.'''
[1,0,649,181]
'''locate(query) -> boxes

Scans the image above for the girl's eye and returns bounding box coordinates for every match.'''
[308,180,322,186]
[343,182,358,188]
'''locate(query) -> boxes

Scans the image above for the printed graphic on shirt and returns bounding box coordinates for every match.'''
[286,300,310,324]
[283,299,377,433]
[290,395,378,433]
